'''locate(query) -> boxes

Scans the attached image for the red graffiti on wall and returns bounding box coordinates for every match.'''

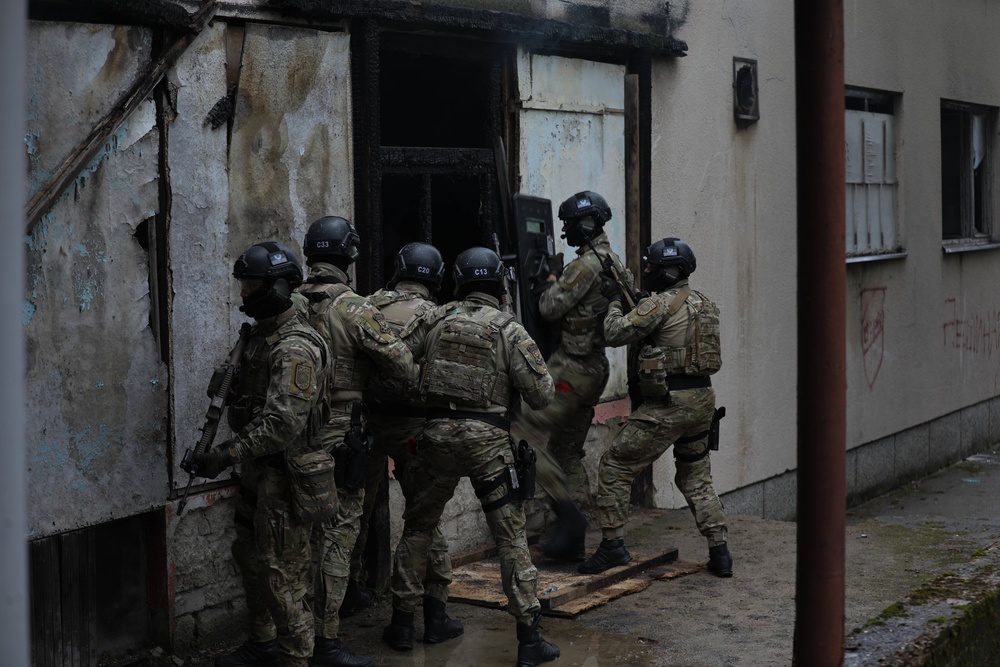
[942,298,1000,356]
[861,287,886,390]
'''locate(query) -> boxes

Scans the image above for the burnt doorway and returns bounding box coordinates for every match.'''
[354,28,513,296]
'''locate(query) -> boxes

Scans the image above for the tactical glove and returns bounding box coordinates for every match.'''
[190,447,234,480]
[549,252,564,277]
[599,276,623,304]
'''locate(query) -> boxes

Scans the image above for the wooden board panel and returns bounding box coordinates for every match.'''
[448,545,693,616]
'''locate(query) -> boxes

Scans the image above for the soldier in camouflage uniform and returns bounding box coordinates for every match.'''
[383,247,561,667]
[348,241,464,643]
[579,237,733,578]
[294,216,418,667]
[186,242,330,667]
[512,190,633,562]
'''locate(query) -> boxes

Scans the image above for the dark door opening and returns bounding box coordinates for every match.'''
[354,29,513,294]
[380,172,495,299]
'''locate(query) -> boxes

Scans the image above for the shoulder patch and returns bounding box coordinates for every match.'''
[516,338,548,375]
[361,306,396,343]
[559,259,588,289]
[636,299,658,316]
[284,358,316,399]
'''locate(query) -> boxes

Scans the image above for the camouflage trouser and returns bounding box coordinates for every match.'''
[232,459,315,663]
[595,387,728,547]
[312,412,364,640]
[511,347,609,507]
[232,459,276,643]
[390,419,541,623]
[350,413,453,602]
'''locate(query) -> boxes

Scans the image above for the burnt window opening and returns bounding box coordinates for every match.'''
[133,214,169,363]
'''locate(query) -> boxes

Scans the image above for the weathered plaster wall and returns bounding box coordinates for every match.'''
[842,0,1000,450]
[648,0,798,511]
[25,22,168,537]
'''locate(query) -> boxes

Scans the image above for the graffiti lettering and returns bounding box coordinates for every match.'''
[861,288,886,389]
[942,298,1000,356]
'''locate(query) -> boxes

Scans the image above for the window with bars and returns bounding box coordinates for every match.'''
[941,100,995,246]
[845,89,900,258]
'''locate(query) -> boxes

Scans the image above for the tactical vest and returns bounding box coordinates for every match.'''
[420,307,515,409]
[638,287,722,398]
[560,246,627,356]
[226,316,330,433]
[303,283,373,400]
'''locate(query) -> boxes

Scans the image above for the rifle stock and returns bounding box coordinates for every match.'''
[177,322,252,515]
[583,235,639,311]
[491,232,514,314]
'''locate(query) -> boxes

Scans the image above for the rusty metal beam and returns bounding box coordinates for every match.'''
[793,0,847,665]
[24,0,217,232]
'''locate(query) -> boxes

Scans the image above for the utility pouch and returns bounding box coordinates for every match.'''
[638,345,670,399]
[513,439,537,501]
[709,406,726,451]
[286,449,338,521]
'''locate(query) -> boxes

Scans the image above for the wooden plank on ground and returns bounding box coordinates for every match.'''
[448,545,689,616]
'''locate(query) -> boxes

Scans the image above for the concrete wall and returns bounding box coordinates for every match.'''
[842,0,1000,448]
[647,0,800,509]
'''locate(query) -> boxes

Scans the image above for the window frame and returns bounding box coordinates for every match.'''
[940,99,997,253]
[844,87,905,264]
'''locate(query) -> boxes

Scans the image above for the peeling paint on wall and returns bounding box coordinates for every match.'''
[25,22,167,538]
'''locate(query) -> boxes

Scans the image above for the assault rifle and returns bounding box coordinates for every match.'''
[492,232,515,315]
[582,235,640,311]
[177,322,252,515]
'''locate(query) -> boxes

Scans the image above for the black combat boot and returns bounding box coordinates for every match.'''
[309,637,374,667]
[422,595,464,644]
[577,538,632,574]
[339,579,373,617]
[541,499,589,562]
[215,639,280,667]
[516,613,560,667]
[708,543,733,578]
[382,608,415,651]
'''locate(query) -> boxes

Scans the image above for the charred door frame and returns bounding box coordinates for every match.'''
[351,22,512,294]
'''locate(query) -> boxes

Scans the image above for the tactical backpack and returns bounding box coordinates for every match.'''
[682,289,722,377]
[420,307,515,408]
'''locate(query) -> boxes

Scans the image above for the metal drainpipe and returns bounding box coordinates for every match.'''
[0,0,29,662]
[793,0,847,665]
